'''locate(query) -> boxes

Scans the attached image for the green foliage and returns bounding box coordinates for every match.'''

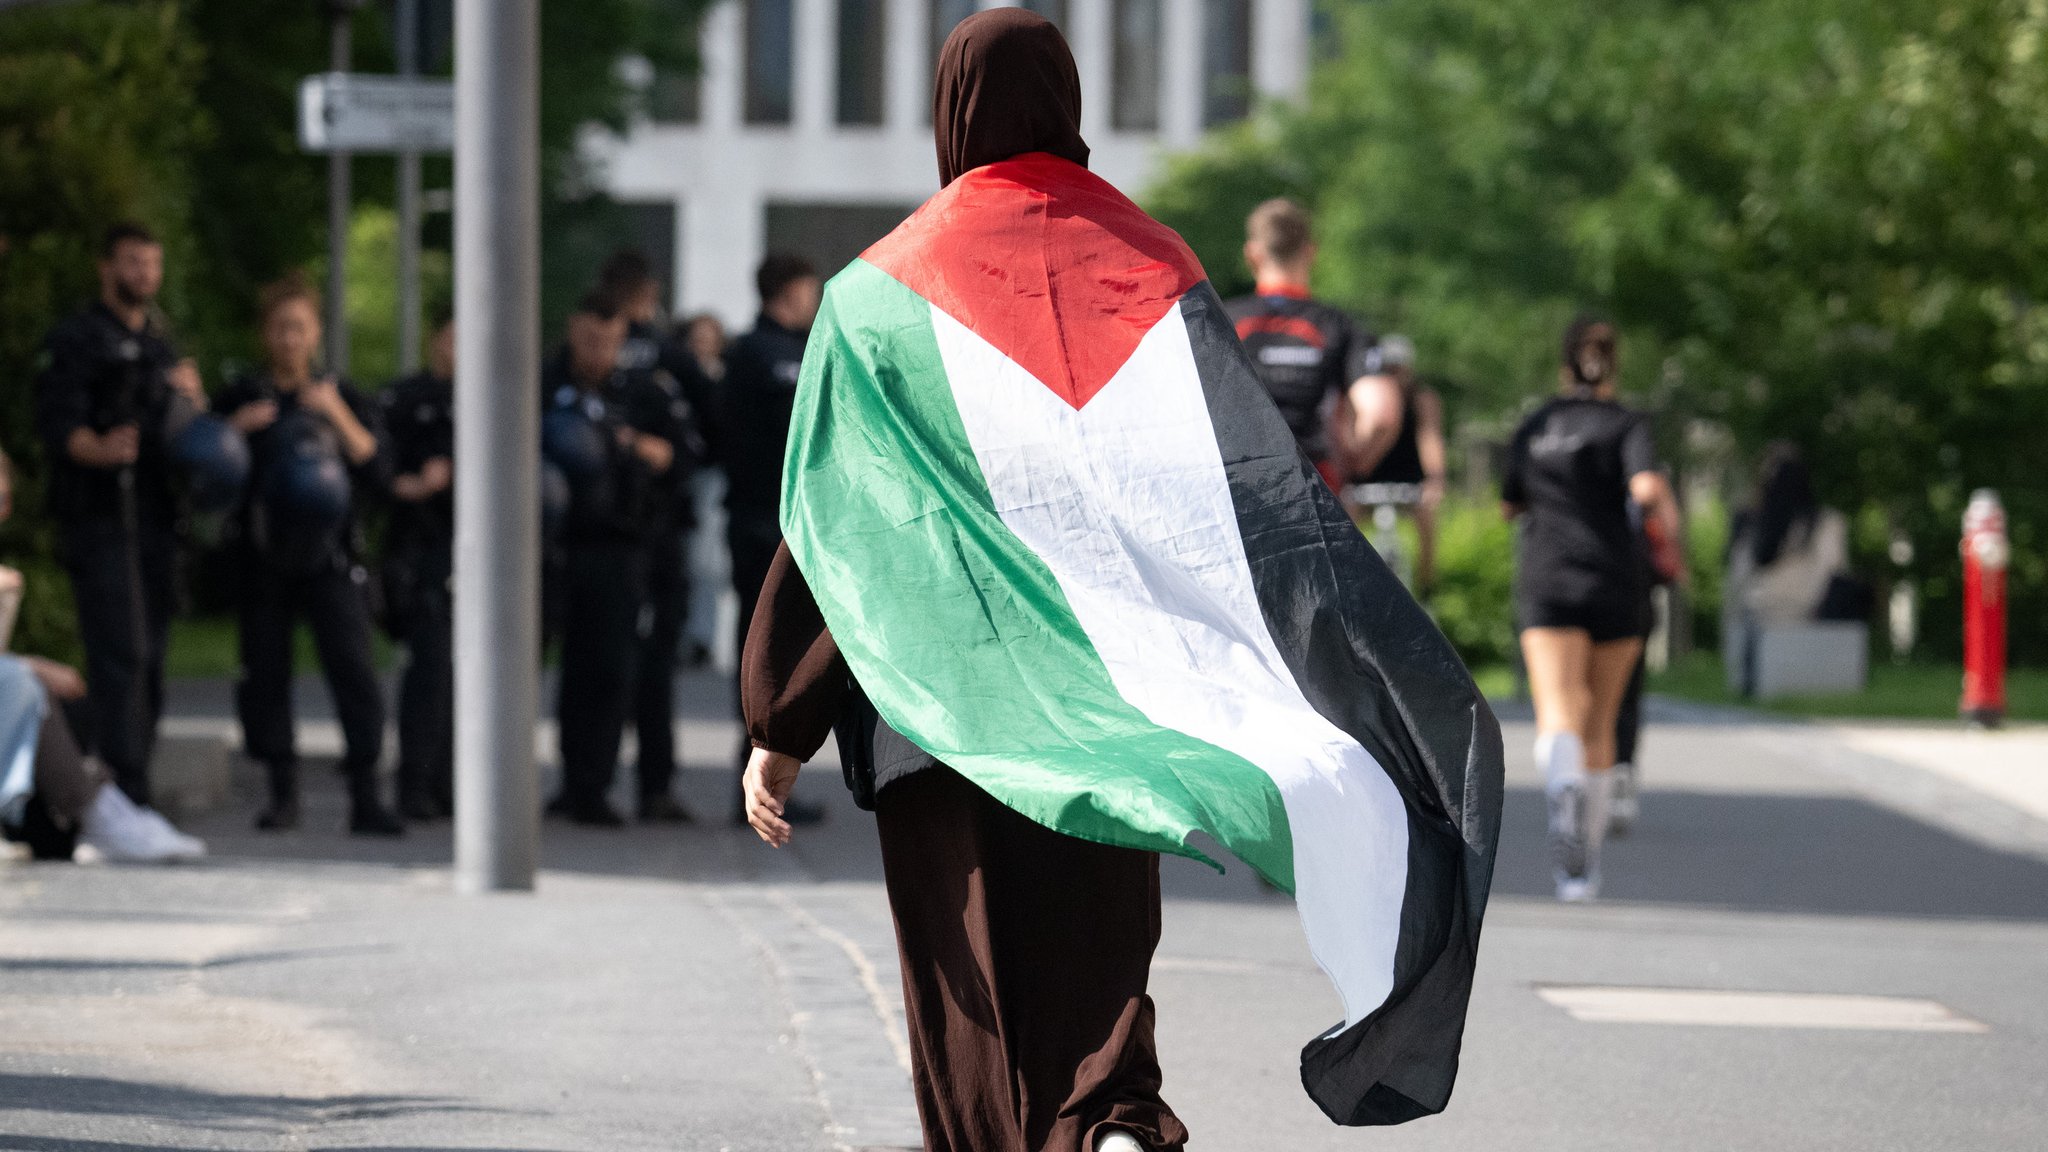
[1424,498,1517,667]
[0,1,207,662]
[308,206,454,387]
[1651,649,2048,723]
[1150,0,2048,662]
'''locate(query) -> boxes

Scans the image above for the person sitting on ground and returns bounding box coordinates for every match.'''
[1725,443,1870,696]
[0,449,204,863]
[1728,442,1859,629]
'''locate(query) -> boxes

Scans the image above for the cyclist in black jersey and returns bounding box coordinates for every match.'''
[1222,199,1391,494]
[1502,314,1680,901]
[1349,335,1448,589]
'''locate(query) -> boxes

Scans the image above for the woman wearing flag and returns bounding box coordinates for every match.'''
[1502,315,1681,901]
[742,10,1502,1151]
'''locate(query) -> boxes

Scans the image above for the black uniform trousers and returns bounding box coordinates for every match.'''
[63,517,174,807]
[633,532,688,803]
[727,509,782,771]
[557,541,647,810]
[235,555,387,805]
[395,555,454,810]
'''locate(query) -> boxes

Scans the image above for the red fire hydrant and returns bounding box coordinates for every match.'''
[1961,489,2008,728]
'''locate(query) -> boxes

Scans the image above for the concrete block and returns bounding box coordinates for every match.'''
[1752,622,1869,699]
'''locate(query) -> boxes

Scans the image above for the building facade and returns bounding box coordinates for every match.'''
[595,0,1311,327]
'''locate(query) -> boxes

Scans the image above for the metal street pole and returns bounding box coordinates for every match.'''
[395,0,422,374]
[325,7,352,376]
[453,0,541,892]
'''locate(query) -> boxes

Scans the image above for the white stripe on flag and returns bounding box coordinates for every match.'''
[931,301,1410,1027]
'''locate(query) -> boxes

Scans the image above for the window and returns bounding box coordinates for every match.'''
[1016,0,1067,29]
[744,0,795,125]
[765,201,919,281]
[648,0,705,122]
[837,0,887,124]
[1111,0,1160,132]
[1201,0,1253,126]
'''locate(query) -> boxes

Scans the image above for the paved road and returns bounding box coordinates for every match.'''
[4,678,2046,1151]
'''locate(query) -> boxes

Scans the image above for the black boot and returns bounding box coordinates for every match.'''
[256,762,301,831]
[347,766,406,838]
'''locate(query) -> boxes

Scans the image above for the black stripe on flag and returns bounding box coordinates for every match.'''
[1177,283,1505,1126]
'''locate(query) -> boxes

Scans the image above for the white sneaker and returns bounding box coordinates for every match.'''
[79,784,206,863]
[1546,779,1586,886]
[1556,872,1601,903]
[1095,1131,1146,1152]
[1609,762,1639,837]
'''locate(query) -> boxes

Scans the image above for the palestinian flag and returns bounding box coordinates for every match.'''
[781,153,1503,1125]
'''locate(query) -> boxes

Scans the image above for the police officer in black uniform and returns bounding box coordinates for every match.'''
[34,223,210,807]
[542,291,678,827]
[214,275,403,836]
[1222,199,1391,493]
[380,310,457,821]
[717,253,825,826]
[598,251,714,823]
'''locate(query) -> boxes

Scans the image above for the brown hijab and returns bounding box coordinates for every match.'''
[932,8,1091,188]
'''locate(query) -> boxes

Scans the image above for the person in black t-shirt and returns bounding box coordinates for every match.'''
[214,275,402,836]
[540,291,677,827]
[1502,314,1679,901]
[718,254,825,827]
[1222,198,1390,494]
[33,223,210,808]
[1350,334,1449,589]
[380,311,457,821]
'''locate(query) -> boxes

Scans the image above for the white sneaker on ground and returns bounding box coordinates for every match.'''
[78,784,206,863]
[1609,761,1639,836]
[1556,872,1601,902]
[1546,778,1586,888]
[1095,1130,1146,1152]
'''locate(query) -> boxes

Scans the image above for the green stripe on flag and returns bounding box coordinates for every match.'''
[781,259,1295,890]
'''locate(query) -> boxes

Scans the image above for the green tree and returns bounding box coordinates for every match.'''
[0,0,208,661]
[1150,0,2048,662]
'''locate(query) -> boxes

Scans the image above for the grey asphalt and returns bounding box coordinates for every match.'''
[4,676,2046,1151]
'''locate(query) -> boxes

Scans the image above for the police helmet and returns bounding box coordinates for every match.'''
[169,413,251,513]
[541,405,608,481]
[259,409,352,567]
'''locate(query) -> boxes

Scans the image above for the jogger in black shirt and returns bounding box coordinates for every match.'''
[1502,315,1679,900]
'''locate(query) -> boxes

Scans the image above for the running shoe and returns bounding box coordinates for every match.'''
[1609,761,1639,837]
[1547,778,1587,889]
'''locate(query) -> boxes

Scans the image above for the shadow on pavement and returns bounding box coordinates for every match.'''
[0,1074,502,1127]
[0,1144,565,1152]
[1494,785,2048,919]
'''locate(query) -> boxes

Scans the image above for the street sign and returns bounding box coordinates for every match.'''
[298,72,455,153]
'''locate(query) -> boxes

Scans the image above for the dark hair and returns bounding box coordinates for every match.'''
[1561,311,1617,388]
[598,248,656,294]
[1751,441,1818,568]
[429,303,455,332]
[756,253,817,307]
[258,271,321,321]
[573,288,623,322]
[101,222,159,258]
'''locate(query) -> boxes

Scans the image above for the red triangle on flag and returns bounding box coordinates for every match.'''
[863,154,1206,410]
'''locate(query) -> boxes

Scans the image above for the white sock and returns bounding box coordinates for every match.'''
[1535,731,1587,795]
[1582,770,1615,888]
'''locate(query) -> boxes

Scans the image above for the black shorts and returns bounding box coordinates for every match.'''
[1517,594,1649,644]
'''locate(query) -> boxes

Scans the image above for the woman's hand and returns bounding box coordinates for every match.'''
[228,400,279,435]
[23,656,86,701]
[743,747,804,847]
